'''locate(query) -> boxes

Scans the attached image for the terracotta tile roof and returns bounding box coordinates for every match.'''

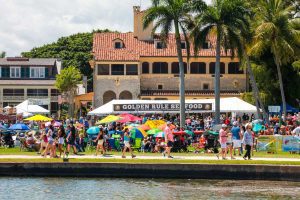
[93,32,231,61]
[141,90,241,96]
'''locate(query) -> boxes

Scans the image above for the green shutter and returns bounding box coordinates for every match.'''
[25,68,30,78]
[3,67,9,78]
[45,68,49,78]
[21,67,25,78]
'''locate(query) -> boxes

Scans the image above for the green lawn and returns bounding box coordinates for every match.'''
[0,158,299,165]
[0,147,299,158]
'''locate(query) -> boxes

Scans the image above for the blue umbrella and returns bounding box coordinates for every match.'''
[0,124,7,130]
[86,126,100,135]
[8,123,30,131]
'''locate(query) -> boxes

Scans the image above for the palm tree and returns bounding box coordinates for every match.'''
[0,51,5,58]
[191,0,249,124]
[250,0,300,119]
[143,0,206,128]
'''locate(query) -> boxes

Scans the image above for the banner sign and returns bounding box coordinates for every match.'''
[113,103,212,112]
[257,135,282,153]
[28,98,50,105]
[268,106,280,113]
[282,136,300,152]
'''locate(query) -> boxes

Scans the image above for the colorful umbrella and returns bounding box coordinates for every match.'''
[154,132,165,138]
[184,130,194,136]
[96,115,122,124]
[138,124,150,131]
[147,128,163,135]
[117,113,142,123]
[24,114,52,122]
[145,120,166,129]
[173,131,186,135]
[158,123,176,130]
[130,128,147,138]
[8,123,30,131]
[86,126,100,135]
[0,124,7,130]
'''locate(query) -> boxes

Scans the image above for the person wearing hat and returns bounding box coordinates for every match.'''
[163,121,174,158]
[242,123,253,160]
[217,124,228,160]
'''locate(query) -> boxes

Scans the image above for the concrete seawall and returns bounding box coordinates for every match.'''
[0,163,299,181]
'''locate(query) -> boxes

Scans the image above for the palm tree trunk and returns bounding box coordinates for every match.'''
[174,22,186,128]
[245,53,269,124]
[276,62,287,120]
[215,29,221,124]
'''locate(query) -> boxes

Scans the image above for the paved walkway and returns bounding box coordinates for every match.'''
[0,154,299,162]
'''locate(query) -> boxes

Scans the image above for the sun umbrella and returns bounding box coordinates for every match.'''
[184,130,194,137]
[130,128,147,139]
[147,128,163,135]
[53,121,62,127]
[86,126,100,135]
[0,124,7,130]
[158,123,176,130]
[117,113,142,123]
[173,131,186,136]
[145,120,166,129]
[24,114,52,122]
[8,123,30,131]
[96,115,122,124]
[154,132,165,138]
[138,124,150,131]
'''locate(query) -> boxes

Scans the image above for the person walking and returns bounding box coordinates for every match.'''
[57,125,66,157]
[65,123,77,157]
[231,121,242,156]
[122,128,136,158]
[217,124,228,160]
[243,123,253,160]
[94,128,106,156]
[163,121,174,158]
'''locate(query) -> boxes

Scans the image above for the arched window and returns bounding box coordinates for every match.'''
[209,62,225,74]
[103,91,117,104]
[153,62,168,74]
[119,91,133,99]
[171,62,187,74]
[190,62,206,74]
[142,62,149,74]
[228,62,243,74]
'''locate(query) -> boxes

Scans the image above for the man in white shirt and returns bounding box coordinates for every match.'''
[292,126,300,136]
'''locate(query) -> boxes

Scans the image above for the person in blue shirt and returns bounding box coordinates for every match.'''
[231,121,242,156]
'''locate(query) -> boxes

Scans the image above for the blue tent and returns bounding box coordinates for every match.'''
[280,104,299,113]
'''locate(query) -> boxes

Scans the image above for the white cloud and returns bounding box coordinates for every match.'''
[0,0,210,56]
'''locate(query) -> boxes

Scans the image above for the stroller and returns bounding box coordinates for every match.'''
[1,132,15,148]
[203,131,219,153]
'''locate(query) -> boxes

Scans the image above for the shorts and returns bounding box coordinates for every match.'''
[124,141,131,148]
[58,137,64,145]
[233,140,241,148]
[98,139,104,145]
[167,141,174,147]
[226,141,233,146]
[220,143,227,149]
[48,140,54,145]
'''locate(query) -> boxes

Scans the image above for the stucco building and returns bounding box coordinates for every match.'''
[91,6,246,108]
[0,57,61,114]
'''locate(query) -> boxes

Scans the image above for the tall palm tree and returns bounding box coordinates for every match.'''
[143,0,206,128]
[250,0,300,119]
[191,0,249,124]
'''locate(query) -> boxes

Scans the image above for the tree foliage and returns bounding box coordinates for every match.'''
[0,51,5,58]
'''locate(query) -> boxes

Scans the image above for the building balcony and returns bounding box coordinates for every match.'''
[2,96,25,101]
[141,90,242,96]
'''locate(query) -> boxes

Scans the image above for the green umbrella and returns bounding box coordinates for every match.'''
[147,128,162,135]
[184,130,194,137]
[208,130,219,135]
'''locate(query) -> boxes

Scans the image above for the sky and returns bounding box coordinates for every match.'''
[0,0,210,56]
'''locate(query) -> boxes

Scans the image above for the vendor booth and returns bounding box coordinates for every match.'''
[88,97,258,116]
[15,100,50,117]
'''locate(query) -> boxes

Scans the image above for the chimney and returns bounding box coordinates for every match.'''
[133,6,153,41]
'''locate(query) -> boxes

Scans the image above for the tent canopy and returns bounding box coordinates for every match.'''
[15,100,50,115]
[88,97,258,116]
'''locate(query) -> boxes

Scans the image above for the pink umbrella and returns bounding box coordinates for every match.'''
[117,113,142,123]
[45,121,51,127]
[53,121,62,127]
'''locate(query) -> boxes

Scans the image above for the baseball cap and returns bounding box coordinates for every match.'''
[233,121,238,126]
[221,124,227,128]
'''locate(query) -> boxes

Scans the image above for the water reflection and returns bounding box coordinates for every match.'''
[0,178,299,199]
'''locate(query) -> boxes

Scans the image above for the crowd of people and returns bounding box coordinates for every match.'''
[0,112,299,159]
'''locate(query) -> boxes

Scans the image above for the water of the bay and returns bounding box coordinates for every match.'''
[0,177,299,199]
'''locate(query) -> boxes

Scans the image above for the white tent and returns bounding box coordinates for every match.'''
[88,97,258,116]
[15,100,50,115]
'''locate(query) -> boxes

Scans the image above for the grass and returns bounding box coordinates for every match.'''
[0,158,299,165]
[1,147,300,158]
